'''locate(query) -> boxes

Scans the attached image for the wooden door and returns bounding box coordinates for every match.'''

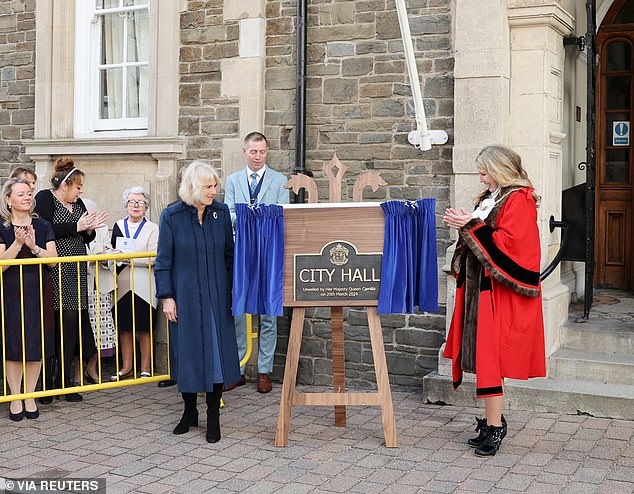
[596,5,634,288]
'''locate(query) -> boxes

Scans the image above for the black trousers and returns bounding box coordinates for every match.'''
[47,309,97,388]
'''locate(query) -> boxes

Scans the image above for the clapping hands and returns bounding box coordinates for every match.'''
[77,210,109,233]
[14,224,36,250]
[442,207,473,230]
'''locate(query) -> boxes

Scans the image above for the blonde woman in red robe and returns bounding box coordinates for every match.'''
[442,145,546,456]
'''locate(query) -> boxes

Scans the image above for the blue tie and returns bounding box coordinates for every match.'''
[250,172,258,195]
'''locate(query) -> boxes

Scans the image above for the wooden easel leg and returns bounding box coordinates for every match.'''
[275,307,305,447]
[367,307,398,448]
[331,306,346,426]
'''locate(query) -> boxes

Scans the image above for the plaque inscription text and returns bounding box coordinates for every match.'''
[294,240,382,302]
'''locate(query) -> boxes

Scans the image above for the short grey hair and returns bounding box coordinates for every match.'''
[122,186,150,208]
[178,160,220,206]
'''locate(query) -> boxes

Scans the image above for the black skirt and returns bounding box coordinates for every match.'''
[115,292,157,334]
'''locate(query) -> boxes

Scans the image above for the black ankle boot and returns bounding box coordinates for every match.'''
[206,410,221,443]
[468,415,507,448]
[205,384,222,443]
[467,417,488,447]
[173,409,198,435]
[474,424,506,456]
[173,393,198,435]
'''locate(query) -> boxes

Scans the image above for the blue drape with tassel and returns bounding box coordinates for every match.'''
[233,203,284,316]
[378,198,438,314]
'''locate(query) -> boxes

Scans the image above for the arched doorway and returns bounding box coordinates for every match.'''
[596,0,634,288]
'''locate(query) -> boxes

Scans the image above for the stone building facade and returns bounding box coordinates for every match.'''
[9,0,616,401]
[11,0,453,391]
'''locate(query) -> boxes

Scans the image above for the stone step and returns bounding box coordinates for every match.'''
[560,320,634,354]
[423,371,634,420]
[547,348,634,385]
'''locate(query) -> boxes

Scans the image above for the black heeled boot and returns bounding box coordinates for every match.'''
[205,384,223,443]
[474,424,506,456]
[173,392,198,435]
[468,415,507,448]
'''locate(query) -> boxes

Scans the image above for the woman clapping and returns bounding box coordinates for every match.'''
[0,179,57,420]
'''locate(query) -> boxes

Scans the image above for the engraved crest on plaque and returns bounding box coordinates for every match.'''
[329,243,349,266]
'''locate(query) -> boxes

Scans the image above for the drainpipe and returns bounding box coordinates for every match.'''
[293,0,308,203]
[583,0,597,319]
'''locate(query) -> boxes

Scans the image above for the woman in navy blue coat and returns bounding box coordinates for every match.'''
[155,160,240,443]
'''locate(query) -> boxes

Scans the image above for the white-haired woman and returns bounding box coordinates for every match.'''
[0,178,57,420]
[155,161,240,443]
[109,187,158,381]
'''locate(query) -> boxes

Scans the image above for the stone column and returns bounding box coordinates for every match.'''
[507,1,574,355]
[50,0,74,138]
[150,153,181,219]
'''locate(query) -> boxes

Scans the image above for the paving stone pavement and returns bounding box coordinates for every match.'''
[0,382,633,493]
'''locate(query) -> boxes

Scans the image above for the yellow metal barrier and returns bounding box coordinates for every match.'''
[0,251,256,403]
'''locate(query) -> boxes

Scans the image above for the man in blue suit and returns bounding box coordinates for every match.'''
[224,132,289,393]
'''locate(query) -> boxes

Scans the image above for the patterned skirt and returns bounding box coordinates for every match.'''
[88,290,116,357]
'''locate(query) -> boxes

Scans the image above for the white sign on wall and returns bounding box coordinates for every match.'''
[613,121,630,146]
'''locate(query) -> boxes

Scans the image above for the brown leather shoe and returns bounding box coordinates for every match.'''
[257,373,272,393]
[223,375,246,392]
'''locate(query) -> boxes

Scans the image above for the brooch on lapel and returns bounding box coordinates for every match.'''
[213,211,218,219]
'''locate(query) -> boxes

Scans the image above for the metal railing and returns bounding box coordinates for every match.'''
[0,252,255,403]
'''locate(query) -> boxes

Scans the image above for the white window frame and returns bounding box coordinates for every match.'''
[74,1,149,137]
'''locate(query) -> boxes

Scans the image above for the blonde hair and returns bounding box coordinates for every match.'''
[0,178,36,227]
[178,160,220,206]
[474,145,540,206]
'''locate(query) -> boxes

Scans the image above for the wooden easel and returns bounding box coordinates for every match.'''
[274,155,397,448]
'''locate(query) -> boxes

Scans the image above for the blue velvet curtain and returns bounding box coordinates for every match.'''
[378,198,438,314]
[233,203,284,317]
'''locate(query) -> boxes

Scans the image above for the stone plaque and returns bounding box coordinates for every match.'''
[294,240,382,302]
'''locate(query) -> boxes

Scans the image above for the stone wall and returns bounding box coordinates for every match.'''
[0,0,35,176]
[179,2,241,168]
[176,1,453,390]
[265,0,454,390]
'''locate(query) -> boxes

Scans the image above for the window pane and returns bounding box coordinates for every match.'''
[606,113,630,146]
[100,68,123,119]
[605,149,630,183]
[127,9,149,62]
[96,0,120,9]
[607,41,631,71]
[614,3,634,24]
[127,66,148,118]
[125,0,148,6]
[100,13,124,65]
[606,76,631,110]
